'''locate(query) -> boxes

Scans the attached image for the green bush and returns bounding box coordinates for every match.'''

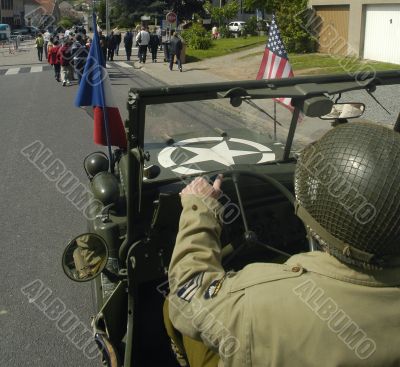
[189,35,212,50]
[218,25,232,38]
[182,23,212,50]
[58,17,74,29]
[244,16,258,36]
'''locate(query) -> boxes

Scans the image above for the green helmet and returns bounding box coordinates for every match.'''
[84,152,109,178]
[295,122,400,268]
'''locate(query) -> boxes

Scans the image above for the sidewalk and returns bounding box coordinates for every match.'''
[0,40,41,68]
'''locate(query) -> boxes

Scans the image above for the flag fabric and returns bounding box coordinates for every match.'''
[256,14,294,110]
[75,15,127,149]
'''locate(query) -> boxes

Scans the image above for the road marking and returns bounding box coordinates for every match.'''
[115,61,133,68]
[30,66,42,73]
[19,67,31,73]
[5,68,20,75]
[106,63,111,68]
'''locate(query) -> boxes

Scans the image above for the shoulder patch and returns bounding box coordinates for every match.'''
[204,275,226,299]
[177,273,204,302]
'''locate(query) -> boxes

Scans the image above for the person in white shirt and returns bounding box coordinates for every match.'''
[136,26,150,63]
[43,30,51,58]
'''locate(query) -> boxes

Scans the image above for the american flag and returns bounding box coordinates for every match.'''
[257,14,294,109]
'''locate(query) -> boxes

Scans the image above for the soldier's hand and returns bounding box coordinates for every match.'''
[180,174,223,200]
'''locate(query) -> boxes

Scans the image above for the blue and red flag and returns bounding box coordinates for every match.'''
[75,14,127,149]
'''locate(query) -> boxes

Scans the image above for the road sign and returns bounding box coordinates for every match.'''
[166,12,177,24]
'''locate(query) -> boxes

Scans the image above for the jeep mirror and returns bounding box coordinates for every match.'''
[320,103,365,120]
[62,233,109,282]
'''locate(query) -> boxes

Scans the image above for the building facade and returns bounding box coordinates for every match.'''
[308,0,400,64]
[1,0,24,26]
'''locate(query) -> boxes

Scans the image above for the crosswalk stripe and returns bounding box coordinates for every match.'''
[30,66,43,73]
[115,61,133,68]
[106,63,111,68]
[5,68,20,75]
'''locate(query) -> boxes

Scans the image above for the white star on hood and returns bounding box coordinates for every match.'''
[180,141,259,167]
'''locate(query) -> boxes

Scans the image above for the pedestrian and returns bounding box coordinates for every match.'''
[35,33,44,61]
[169,32,183,72]
[156,26,162,50]
[148,30,159,62]
[164,122,400,367]
[124,29,133,61]
[211,25,218,39]
[99,31,107,63]
[72,34,87,84]
[106,31,116,61]
[48,40,61,82]
[136,26,150,63]
[43,30,51,59]
[113,27,122,56]
[47,36,54,56]
[57,39,73,86]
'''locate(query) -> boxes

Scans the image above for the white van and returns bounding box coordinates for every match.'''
[0,24,11,41]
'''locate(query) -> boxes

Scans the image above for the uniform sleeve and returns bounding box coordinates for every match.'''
[168,195,245,361]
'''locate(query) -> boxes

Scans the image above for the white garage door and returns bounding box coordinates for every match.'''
[363,4,400,64]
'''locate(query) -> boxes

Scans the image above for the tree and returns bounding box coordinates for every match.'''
[203,0,239,26]
[169,0,207,22]
[242,0,316,53]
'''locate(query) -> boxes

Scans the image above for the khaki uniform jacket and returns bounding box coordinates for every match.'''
[168,195,400,367]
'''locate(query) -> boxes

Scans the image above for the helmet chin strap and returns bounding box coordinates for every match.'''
[295,201,375,262]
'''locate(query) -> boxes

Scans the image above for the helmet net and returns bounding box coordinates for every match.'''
[295,122,400,261]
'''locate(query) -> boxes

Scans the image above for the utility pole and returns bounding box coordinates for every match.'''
[106,0,110,34]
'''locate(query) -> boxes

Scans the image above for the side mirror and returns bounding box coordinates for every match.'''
[320,103,365,120]
[62,233,109,282]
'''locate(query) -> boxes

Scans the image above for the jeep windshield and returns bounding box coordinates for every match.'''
[136,71,400,182]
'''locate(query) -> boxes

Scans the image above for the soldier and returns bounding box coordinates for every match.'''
[165,122,400,366]
[72,234,107,280]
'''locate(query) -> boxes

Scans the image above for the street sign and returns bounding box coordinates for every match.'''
[166,12,177,24]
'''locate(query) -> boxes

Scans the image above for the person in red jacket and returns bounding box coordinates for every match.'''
[57,40,73,86]
[47,40,61,82]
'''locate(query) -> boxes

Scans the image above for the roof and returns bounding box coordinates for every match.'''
[25,0,56,15]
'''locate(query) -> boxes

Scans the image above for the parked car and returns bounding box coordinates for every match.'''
[228,21,246,33]
[11,26,40,38]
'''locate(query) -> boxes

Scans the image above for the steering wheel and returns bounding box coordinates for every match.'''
[217,169,308,263]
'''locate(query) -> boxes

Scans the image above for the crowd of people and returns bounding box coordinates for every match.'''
[41,30,91,86]
[35,25,183,86]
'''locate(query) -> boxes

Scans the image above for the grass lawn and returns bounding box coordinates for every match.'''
[185,36,265,62]
[240,51,399,75]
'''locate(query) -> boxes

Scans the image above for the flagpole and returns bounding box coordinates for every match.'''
[96,35,114,173]
[99,86,114,173]
[273,100,277,141]
[94,12,114,173]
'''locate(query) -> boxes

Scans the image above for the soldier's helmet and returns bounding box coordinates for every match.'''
[295,122,400,268]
